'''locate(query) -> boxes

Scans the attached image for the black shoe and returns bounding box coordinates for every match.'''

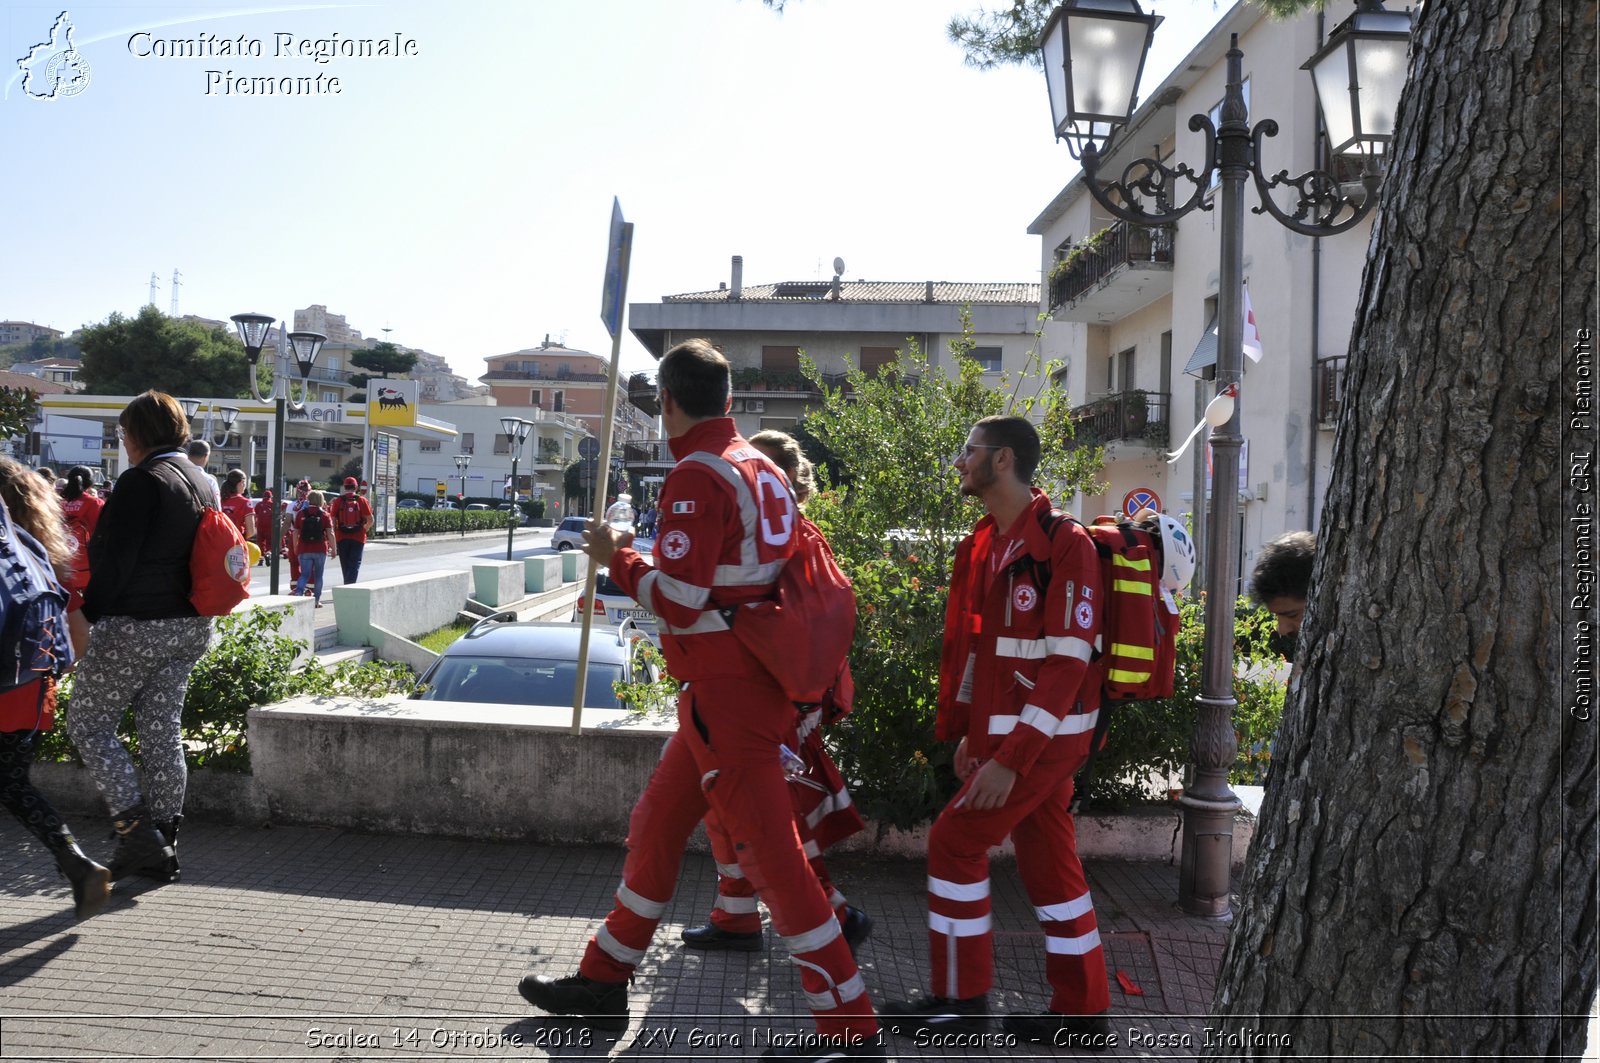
[148,815,183,883]
[1001,1011,1113,1052]
[761,1033,887,1059]
[840,905,873,954]
[517,972,628,1031]
[680,922,763,951]
[107,804,176,883]
[881,993,988,1038]
[42,828,111,920]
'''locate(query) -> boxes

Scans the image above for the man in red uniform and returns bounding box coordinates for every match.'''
[517,339,883,1060]
[882,415,1113,1051]
[252,490,274,564]
[331,476,373,585]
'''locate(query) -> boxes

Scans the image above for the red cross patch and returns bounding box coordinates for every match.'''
[1013,584,1039,613]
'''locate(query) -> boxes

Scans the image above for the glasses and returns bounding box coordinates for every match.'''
[114,426,126,440]
[955,443,1004,460]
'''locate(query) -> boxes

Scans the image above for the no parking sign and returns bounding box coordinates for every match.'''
[1123,487,1161,519]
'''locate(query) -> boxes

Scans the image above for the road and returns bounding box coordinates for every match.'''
[247,525,570,596]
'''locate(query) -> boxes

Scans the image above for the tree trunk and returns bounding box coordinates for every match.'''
[1208,2,1596,1058]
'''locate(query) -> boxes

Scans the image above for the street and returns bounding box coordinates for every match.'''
[248,525,568,596]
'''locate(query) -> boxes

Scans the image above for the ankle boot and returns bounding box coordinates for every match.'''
[150,814,183,883]
[42,828,112,920]
[108,803,176,883]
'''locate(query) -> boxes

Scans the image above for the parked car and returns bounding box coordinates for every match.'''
[573,567,658,639]
[498,502,528,525]
[411,614,657,708]
[551,515,587,550]
[465,503,491,511]
[396,498,424,509]
[432,500,458,511]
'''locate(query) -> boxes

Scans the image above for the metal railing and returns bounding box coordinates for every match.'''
[1048,220,1175,311]
[1069,390,1171,448]
[1316,356,1347,428]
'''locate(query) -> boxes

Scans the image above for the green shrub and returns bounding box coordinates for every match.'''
[394,508,513,534]
[34,608,415,771]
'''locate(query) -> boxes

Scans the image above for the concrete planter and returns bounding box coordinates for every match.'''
[31,761,271,824]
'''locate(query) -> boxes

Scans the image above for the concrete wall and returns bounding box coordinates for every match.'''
[248,695,674,843]
[472,561,524,608]
[331,569,471,647]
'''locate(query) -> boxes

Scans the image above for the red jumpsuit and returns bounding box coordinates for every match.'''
[927,490,1111,1015]
[581,418,877,1040]
[253,495,274,559]
[60,493,103,614]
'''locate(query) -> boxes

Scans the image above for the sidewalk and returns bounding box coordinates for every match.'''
[0,820,1229,1061]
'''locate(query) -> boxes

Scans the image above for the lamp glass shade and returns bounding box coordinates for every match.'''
[1039,0,1159,158]
[230,312,274,355]
[1304,7,1412,156]
[286,331,327,378]
[179,398,201,419]
[501,416,521,441]
[220,406,240,429]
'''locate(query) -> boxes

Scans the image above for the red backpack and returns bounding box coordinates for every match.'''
[336,495,365,534]
[176,467,251,616]
[721,513,857,714]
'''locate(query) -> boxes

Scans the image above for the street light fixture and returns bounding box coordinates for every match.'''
[453,453,472,537]
[231,312,326,595]
[500,416,535,561]
[1038,0,1411,917]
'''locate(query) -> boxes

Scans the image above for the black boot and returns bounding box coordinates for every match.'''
[108,803,176,883]
[42,828,111,920]
[149,814,183,883]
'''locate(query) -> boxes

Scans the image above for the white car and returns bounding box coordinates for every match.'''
[574,567,658,641]
[432,500,458,511]
[552,516,654,556]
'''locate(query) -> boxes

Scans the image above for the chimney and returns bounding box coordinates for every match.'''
[924,280,935,304]
[731,256,743,302]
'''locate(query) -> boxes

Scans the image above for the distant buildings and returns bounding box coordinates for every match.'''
[0,321,62,346]
[479,336,651,448]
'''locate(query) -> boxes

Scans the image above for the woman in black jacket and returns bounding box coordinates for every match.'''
[69,390,214,884]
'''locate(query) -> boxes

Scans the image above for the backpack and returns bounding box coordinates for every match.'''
[336,495,364,534]
[1034,510,1181,806]
[722,513,857,713]
[176,466,252,617]
[0,499,72,701]
[299,506,327,544]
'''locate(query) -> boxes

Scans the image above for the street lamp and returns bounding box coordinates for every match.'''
[231,312,326,595]
[501,416,535,561]
[1038,0,1411,917]
[453,453,472,537]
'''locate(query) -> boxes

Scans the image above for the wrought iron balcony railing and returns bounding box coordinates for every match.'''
[1048,220,1175,312]
[1069,389,1170,448]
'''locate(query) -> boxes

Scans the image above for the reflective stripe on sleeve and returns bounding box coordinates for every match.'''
[796,709,823,742]
[994,636,1047,660]
[1018,703,1061,735]
[1110,641,1155,660]
[635,569,662,613]
[1044,928,1103,955]
[804,790,854,831]
[652,572,712,609]
[1047,635,1095,661]
[928,876,990,902]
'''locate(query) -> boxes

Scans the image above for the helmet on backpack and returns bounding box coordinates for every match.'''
[1154,514,1196,591]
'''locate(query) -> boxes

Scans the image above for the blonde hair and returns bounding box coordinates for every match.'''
[749,430,815,504]
[0,455,72,572]
[307,490,326,507]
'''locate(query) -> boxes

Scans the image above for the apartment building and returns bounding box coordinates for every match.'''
[1029,1,1373,591]
[478,337,652,448]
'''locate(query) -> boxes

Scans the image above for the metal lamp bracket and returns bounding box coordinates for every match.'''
[1080,115,1217,226]
[1249,120,1380,236]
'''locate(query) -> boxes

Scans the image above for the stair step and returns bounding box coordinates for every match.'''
[314,646,375,669]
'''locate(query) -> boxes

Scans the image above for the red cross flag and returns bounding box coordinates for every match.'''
[1243,282,1264,363]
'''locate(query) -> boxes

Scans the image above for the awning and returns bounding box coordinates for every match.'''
[1184,313,1218,378]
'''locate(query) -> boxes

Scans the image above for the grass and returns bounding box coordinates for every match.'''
[416,621,473,655]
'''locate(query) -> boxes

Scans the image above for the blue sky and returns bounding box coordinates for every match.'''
[2,0,1217,382]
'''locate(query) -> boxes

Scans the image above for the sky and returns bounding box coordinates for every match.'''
[1,0,1221,383]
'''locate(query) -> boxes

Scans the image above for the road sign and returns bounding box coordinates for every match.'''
[1123,487,1162,518]
[600,198,632,339]
[578,437,600,460]
[435,480,447,497]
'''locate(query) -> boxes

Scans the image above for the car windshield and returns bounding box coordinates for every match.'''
[416,657,626,708]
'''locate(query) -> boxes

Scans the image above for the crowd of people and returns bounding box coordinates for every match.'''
[2,390,376,921]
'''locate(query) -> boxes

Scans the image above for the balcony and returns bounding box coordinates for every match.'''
[623,440,676,467]
[729,368,853,396]
[628,372,660,417]
[1069,390,1170,449]
[481,368,610,384]
[1049,220,1175,324]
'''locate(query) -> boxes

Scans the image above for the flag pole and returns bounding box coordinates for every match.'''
[572,202,633,734]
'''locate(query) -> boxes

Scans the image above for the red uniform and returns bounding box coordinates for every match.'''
[253,495,275,556]
[220,493,253,537]
[587,418,876,1040]
[926,489,1110,1015]
[60,494,103,613]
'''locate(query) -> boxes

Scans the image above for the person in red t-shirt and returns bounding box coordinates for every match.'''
[253,490,274,563]
[219,469,257,544]
[292,490,335,605]
[58,466,103,660]
[331,477,373,585]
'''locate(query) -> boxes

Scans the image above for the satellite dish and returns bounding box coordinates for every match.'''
[832,257,845,277]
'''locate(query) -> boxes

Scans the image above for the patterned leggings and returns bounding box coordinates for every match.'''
[0,730,66,845]
[67,615,213,822]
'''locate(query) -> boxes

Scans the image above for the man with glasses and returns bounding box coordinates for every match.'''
[883,415,1114,1051]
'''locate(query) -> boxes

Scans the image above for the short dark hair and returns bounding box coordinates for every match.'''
[222,468,249,497]
[1251,531,1315,603]
[973,415,1041,483]
[63,465,96,500]
[658,338,730,419]
[120,390,190,454]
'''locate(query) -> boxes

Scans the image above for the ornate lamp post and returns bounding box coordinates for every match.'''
[500,416,534,560]
[231,313,326,595]
[1038,0,1411,917]
[453,453,472,537]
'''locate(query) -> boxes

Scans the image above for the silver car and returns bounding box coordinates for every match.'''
[411,615,657,708]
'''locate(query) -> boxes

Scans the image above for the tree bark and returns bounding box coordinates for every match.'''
[1208,2,1597,1058]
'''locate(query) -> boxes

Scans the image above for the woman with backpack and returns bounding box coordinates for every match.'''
[0,456,112,920]
[59,465,103,660]
[69,390,215,886]
[292,490,335,606]
[219,469,257,546]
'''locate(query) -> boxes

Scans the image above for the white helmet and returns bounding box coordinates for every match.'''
[1154,514,1196,591]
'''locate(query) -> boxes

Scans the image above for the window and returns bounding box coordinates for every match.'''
[762,345,801,371]
[494,433,510,455]
[971,346,1002,374]
[553,390,565,412]
[860,346,897,377]
[529,389,542,407]
[319,458,333,467]
[462,432,475,454]
[321,391,338,403]
[421,441,441,452]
